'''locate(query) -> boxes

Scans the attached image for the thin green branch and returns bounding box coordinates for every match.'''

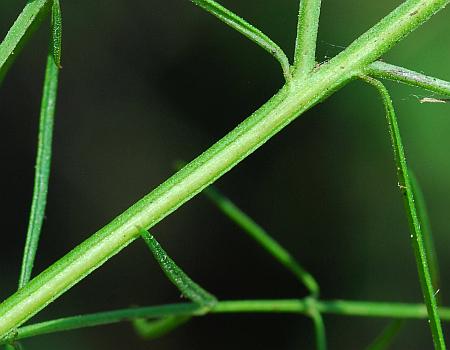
[190,0,291,80]
[293,0,322,78]
[202,186,323,343]
[367,61,450,97]
[366,320,404,350]
[203,186,319,296]
[3,299,450,344]
[18,6,61,288]
[0,0,448,338]
[410,171,441,292]
[362,76,446,349]
[0,0,51,83]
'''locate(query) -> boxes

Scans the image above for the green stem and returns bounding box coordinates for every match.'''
[293,0,322,78]
[0,0,448,339]
[363,76,446,349]
[19,32,60,290]
[410,171,441,291]
[0,0,51,83]
[311,311,327,350]
[367,61,450,96]
[4,299,450,344]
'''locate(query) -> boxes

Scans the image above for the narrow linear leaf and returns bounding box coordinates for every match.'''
[367,61,450,97]
[0,0,51,83]
[18,32,60,289]
[366,320,404,350]
[362,76,446,349]
[204,186,320,297]
[140,229,217,310]
[190,0,291,80]
[133,316,190,340]
[293,0,322,78]
[409,171,440,292]
[137,229,217,339]
[51,0,62,68]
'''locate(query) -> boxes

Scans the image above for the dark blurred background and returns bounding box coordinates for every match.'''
[0,0,449,349]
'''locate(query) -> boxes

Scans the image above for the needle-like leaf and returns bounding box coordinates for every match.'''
[362,76,446,349]
[140,229,217,310]
[136,229,217,339]
[409,171,441,292]
[18,1,62,289]
[190,0,291,80]
[51,0,62,68]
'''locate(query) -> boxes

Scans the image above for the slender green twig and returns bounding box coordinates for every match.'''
[18,2,61,289]
[366,320,404,350]
[190,0,291,80]
[0,0,449,338]
[202,185,325,346]
[367,61,450,97]
[293,0,322,78]
[409,171,441,291]
[204,186,319,296]
[3,299,450,344]
[362,76,446,349]
[0,0,51,83]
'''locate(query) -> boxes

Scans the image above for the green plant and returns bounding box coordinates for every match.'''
[1,0,450,348]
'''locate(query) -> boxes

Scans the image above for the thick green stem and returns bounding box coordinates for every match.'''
[0,0,448,339]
